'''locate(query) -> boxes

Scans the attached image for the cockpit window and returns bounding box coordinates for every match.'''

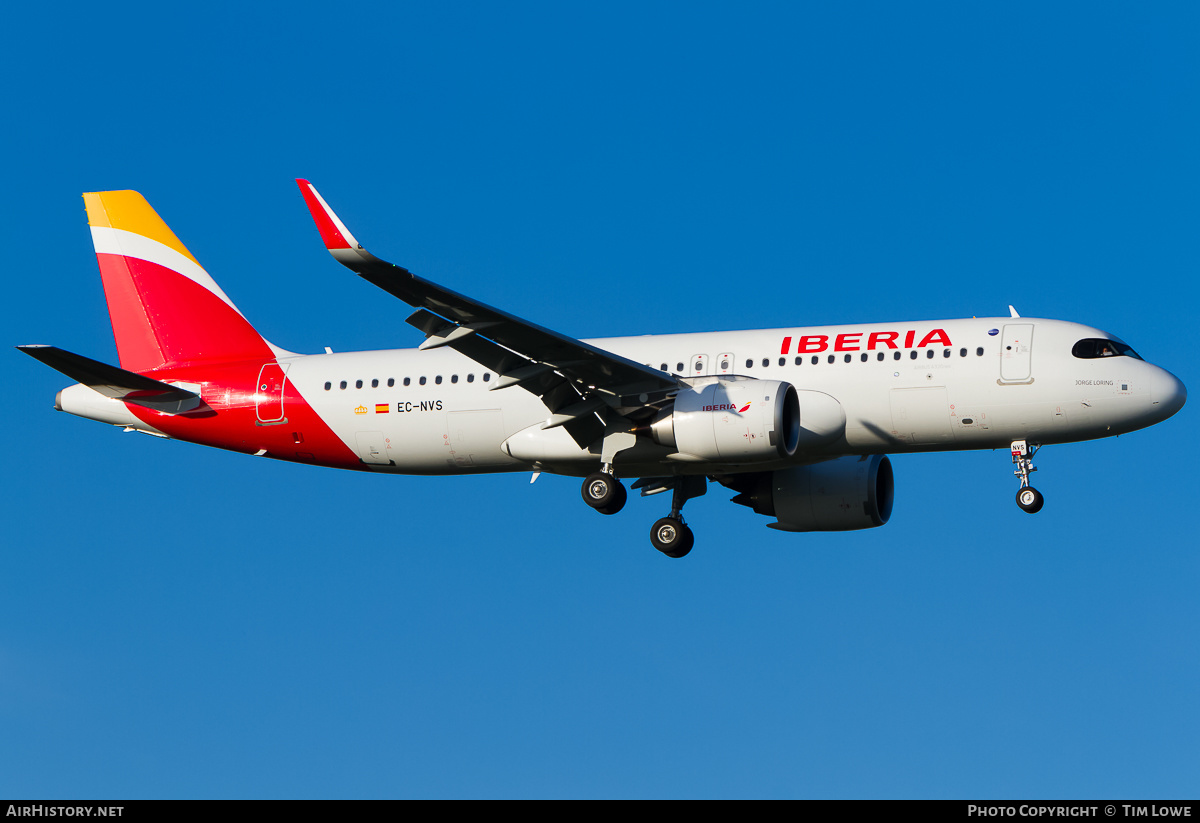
[1072,338,1142,360]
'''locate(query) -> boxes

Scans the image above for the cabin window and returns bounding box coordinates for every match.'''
[339,381,347,390]
[827,355,836,364]
[910,351,918,360]
[660,363,668,371]
[762,358,770,367]
[483,373,491,382]
[677,362,685,372]
[811,356,819,365]
[860,353,868,362]
[435,375,443,385]
[451,374,459,384]
[324,382,331,391]
[844,354,852,363]
[1071,338,1142,360]
[943,348,951,358]
[355,379,363,388]
[467,374,475,383]
[795,356,803,366]
[419,376,427,385]
[778,357,785,366]
[893,352,901,361]
[976,347,984,356]
[746,359,754,369]
[926,349,935,359]
[387,378,395,387]
[403,377,411,386]
[371,378,379,388]
[694,360,703,372]
[877,352,885,361]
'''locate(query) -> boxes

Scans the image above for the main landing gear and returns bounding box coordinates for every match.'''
[579,470,705,558]
[649,476,706,559]
[581,466,627,515]
[1011,439,1045,514]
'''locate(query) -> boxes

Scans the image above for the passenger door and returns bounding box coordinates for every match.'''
[255,362,289,424]
[1000,324,1034,383]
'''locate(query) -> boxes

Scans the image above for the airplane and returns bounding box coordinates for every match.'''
[18,181,1187,558]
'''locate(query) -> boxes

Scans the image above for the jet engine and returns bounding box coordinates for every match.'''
[648,377,801,462]
[721,454,894,532]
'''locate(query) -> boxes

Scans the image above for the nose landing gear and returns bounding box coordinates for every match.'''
[1011,440,1044,513]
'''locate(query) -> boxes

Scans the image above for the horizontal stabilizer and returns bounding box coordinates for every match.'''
[17,345,203,413]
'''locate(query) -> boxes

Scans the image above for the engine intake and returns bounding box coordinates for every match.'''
[650,378,800,462]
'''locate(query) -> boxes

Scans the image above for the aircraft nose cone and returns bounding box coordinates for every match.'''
[1150,368,1186,421]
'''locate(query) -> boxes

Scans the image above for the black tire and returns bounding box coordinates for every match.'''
[1016,486,1044,514]
[650,517,694,558]
[596,481,627,515]
[582,473,622,511]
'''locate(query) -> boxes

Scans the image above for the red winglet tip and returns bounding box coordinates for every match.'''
[296,179,353,250]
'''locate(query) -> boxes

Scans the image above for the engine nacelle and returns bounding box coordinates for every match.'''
[792,389,847,450]
[650,377,800,462]
[723,454,894,532]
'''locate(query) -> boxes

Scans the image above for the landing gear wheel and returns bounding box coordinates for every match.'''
[1016,486,1044,514]
[650,517,694,558]
[596,482,627,515]
[582,472,625,514]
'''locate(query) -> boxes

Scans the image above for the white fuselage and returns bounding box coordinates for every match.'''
[277,316,1182,477]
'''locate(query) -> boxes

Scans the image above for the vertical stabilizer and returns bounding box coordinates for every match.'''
[83,190,278,372]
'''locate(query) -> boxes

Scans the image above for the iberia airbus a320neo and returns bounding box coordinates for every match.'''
[19,181,1187,557]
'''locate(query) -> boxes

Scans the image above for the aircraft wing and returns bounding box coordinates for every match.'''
[296,180,681,445]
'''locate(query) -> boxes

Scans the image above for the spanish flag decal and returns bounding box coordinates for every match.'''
[375,403,390,414]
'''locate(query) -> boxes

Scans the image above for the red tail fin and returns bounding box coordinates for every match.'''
[83,190,277,372]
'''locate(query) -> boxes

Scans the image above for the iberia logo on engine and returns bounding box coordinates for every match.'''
[702,402,752,413]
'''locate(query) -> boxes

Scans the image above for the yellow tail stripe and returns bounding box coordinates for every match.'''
[83,191,200,267]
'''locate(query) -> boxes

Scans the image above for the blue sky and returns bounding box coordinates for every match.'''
[2,2,1197,799]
